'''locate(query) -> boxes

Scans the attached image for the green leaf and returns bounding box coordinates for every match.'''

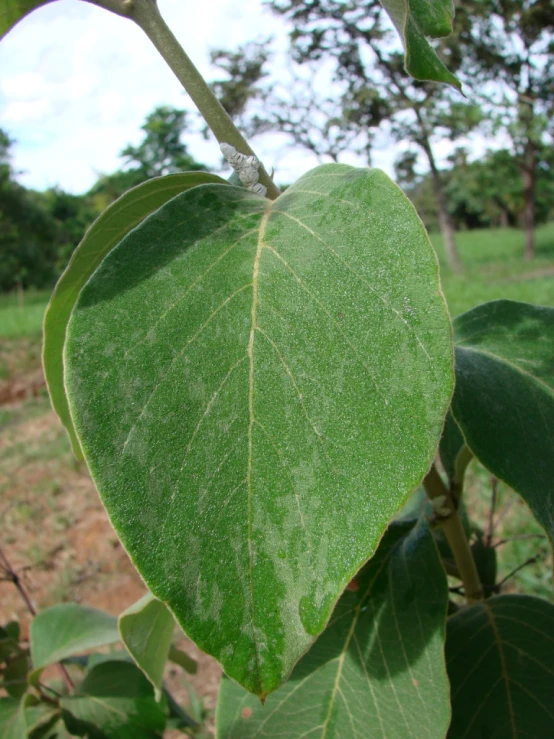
[452,300,554,544]
[216,519,450,738]
[64,163,454,697]
[60,661,166,739]
[30,604,119,670]
[4,654,30,699]
[379,0,461,89]
[43,172,228,458]
[439,408,465,482]
[168,645,197,675]
[0,699,24,739]
[0,0,56,40]
[446,595,554,738]
[118,595,175,701]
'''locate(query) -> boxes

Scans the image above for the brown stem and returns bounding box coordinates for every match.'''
[423,465,483,603]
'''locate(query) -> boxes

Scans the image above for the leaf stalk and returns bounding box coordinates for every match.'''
[423,464,483,603]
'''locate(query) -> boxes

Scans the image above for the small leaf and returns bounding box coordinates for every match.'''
[60,661,166,739]
[64,164,454,696]
[4,654,30,699]
[168,645,197,675]
[452,300,554,544]
[438,408,465,482]
[30,604,119,670]
[0,698,24,739]
[447,595,554,738]
[119,595,175,700]
[379,0,461,89]
[43,171,228,458]
[0,0,56,40]
[216,519,450,738]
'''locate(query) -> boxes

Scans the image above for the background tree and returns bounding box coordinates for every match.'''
[458,0,554,258]
[266,0,483,271]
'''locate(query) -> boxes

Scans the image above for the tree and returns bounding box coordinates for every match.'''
[458,0,554,258]
[121,105,206,180]
[265,0,484,270]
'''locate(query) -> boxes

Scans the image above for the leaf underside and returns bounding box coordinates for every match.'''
[43,172,228,458]
[452,300,554,544]
[379,0,461,89]
[446,595,554,738]
[65,163,454,696]
[216,519,451,738]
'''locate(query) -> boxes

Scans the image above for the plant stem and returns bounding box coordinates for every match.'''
[0,546,74,691]
[423,465,483,603]
[113,0,281,200]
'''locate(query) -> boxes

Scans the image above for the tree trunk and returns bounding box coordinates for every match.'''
[521,138,535,260]
[422,141,461,271]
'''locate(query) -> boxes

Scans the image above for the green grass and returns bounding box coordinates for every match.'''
[0,290,51,338]
[431,222,554,316]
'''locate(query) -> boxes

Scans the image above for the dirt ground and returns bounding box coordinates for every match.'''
[0,339,221,733]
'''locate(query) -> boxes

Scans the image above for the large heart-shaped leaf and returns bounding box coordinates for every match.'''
[43,172,228,458]
[216,519,450,738]
[0,0,56,39]
[64,163,454,696]
[452,300,554,543]
[60,661,166,739]
[446,595,554,738]
[379,0,461,89]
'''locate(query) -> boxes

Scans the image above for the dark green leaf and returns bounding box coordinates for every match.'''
[4,625,19,642]
[118,595,175,700]
[30,604,119,670]
[379,0,461,89]
[64,163,454,697]
[43,171,228,458]
[470,538,497,596]
[4,654,30,699]
[439,409,465,482]
[216,519,450,738]
[60,661,166,739]
[452,300,554,544]
[0,0,56,40]
[447,595,554,738]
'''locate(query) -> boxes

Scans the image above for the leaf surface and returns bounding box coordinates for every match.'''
[446,594,554,738]
[216,520,450,738]
[43,172,228,457]
[30,604,119,669]
[0,0,56,39]
[60,661,166,739]
[64,163,454,696]
[452,300,554,543]
[379,0,461,89]
[0,699,24,739]
[119,595,175,700]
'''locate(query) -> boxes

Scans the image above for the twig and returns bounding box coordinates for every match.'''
[0,546,74,691]
[497,557,538,590]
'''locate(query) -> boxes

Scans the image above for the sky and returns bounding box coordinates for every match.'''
[0,0,482,194]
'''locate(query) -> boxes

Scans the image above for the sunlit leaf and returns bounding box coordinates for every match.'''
[119,595,175,700]
[43,172,228,458]
[447,595,554,738]
[452,300,554,543]
[30,604,119,670]
[65,163,454,696]
[216,519,450,738]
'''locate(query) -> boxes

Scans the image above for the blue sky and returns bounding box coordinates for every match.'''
[0,0,482,194]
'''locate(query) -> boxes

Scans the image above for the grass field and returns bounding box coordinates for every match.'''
[0,225,552,637]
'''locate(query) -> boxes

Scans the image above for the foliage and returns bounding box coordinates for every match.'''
[1,0,554,737]
[0,601,200,738]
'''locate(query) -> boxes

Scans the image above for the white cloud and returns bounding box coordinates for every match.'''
[0,0,286,192]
